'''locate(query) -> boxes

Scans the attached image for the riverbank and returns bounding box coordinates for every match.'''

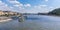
[40,14,60,17]
[0,17,12,22]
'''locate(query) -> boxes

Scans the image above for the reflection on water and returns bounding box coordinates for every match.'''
[0,20,21,30]
[0,15,60,30]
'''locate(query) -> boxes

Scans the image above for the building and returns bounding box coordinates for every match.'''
[0,10,5,15]
[0,10,21,16]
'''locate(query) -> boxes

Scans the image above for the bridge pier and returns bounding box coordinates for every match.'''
[18,14,24,22]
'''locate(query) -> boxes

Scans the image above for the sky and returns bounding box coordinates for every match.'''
[0,0,60,13]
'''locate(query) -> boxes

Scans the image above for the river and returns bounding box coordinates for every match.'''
[0,15,60,30]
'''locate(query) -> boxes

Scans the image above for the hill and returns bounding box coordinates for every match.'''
[48,8,60,15]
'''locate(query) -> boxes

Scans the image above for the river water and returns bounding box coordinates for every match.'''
[0,15,60,30]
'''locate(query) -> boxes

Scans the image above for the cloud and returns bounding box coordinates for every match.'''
[45,0,48,2]
[7,0,24,10]
[8,0,23,7]
[0,0,19,12]
[24,5,54,13]
[8,0,20,4]
[1,1,49,13]
[33,5,49,13]
[13,4,23,7]
[7,0,32,12]
[0,0,54,13]
[0,1,12,11]
[24,4,31,7]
